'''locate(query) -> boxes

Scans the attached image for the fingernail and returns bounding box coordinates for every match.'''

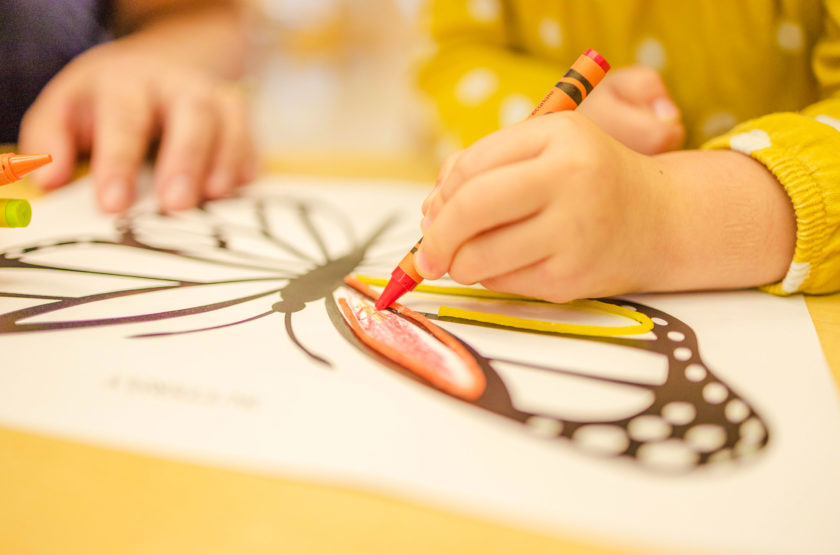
[101,178,130,212]
[422,189,438,215]
[206,171,233,198]
[652,97,680,122]
[414,250,433,277]
[421,213,434,232]
[164,174,197,210]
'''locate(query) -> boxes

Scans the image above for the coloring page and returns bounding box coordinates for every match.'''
[0,176,838,554]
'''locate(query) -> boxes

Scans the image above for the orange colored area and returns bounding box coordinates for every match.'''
[0,152,52,186]
[341,275,486,401]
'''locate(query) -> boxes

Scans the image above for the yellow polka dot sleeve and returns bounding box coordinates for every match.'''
[417,0,564,148]
[703,1,840,295]
[419,0,840,295]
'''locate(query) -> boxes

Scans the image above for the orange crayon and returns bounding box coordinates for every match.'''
[376,49,610,311]
[0,152,52,186]
[530,48,610,116]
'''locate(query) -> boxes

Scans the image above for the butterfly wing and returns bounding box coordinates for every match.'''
[333,281,770,472]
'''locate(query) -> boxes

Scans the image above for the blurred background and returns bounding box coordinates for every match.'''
[247,0,438,181]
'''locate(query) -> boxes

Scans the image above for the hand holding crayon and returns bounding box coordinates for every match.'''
[377,50,610,309]
[415,111,655,302]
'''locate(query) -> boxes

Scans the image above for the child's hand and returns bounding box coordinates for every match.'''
[417,111,795,302]
[417,112,660,302]
[18,38,255,213]
[576,65,685,155]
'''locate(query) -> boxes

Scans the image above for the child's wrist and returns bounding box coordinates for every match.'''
[643,150,795,292]
[616,152,684,293]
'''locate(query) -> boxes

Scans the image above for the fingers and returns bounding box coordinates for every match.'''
[19,37,255,213]
[578,66,684,155]
[480,258,579,305]
[17,89,80,190]
[447,209,559,285]
[598,98,685,155]
[416,159,550,279]
[422,150,460,215]
[204,86,255,199]
[154,86,220,211]
[423,117,558,213]
[613,67,682,126]
[91,84,155,212]
[607,66,669,106]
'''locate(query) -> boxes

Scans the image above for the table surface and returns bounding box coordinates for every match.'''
[0,160,837,555]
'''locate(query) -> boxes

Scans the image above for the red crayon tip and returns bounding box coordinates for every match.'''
[375,267,419,310]
[0,153,52,186]
[584,48,610,72]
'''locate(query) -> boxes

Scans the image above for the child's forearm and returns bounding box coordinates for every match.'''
[113,1,248,79]
[647,149,796,292]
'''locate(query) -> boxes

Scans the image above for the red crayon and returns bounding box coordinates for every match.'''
[375,49,610,311]
[0,152,52,186]
[376,238,425,310]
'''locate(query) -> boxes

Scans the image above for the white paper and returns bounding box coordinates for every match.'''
[0,176,837,555]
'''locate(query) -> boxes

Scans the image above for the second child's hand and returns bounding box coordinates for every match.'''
[18,3,255,214]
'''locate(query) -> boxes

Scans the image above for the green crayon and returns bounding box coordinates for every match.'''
[0,198,32,227]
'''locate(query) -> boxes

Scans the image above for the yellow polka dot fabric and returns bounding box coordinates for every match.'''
[418,0,840,295]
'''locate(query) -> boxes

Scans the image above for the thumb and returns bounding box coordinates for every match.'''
[609,66,681,122]
[605,100,685,154]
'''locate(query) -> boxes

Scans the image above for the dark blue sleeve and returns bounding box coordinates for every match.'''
[0,0,112,143]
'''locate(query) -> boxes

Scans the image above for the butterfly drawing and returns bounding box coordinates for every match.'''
[0,185,769,472]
